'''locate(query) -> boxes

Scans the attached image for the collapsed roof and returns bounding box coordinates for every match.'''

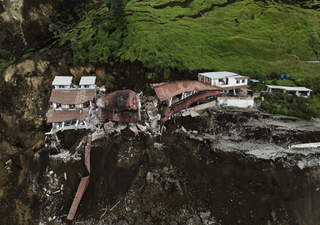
[98,90,139,123]
[99,89,138,112]
[99,110,139,123]
[150,80,222,102]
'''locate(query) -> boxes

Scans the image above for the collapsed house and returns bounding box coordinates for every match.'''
[46,76,96,134]
[198,71,250,95]
[266,85,312,98]
[97,89,141,123]
[150,80,222,121]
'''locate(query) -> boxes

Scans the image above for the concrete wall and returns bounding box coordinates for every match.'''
[218,97,254,108]
[193,101,217,111]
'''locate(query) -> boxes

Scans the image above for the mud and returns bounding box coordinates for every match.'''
[1,109,318,224]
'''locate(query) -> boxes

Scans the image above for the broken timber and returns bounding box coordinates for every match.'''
[67,135,92,221]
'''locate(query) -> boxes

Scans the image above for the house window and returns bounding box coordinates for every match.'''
[242,79,245,83]
[200,76,204,81]
[207,78,211,82]
[219,79,225,85]
[185,91,192,97]
[236,80,240,84]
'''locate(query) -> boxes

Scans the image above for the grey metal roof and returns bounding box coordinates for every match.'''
[267,85,312,92]
[52,76,73,86]
[198,71,245,80]
[79,76,96,85]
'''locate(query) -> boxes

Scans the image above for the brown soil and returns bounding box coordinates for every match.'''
[0,109,318,224]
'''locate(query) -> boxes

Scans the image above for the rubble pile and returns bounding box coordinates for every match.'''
[40,170,66,223]
[32,109,320,224]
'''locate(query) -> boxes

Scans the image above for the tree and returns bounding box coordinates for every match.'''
[105,0,126,29]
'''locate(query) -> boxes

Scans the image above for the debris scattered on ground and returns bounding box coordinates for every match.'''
[50,149,81,162]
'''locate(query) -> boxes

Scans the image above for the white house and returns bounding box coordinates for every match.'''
[52,76,73,89]
[198,71,250,95]
[79,76,96,89]
[46,76,96,134]
[266,85,312,98]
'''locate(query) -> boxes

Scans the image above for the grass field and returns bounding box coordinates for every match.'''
[55,0,320,81]
[51,0,320,117]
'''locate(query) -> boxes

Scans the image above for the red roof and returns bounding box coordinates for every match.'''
[99,110,139,123]
[46,109,88,123]
[221,85,250,90]
[101,90,137,112]
[172,90,221,112]
[151,80,221,102]
[49,89,95,104]
[67,176,90,220]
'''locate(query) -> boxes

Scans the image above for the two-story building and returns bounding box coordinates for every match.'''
[46,76,96,134]
[198,71,250,95]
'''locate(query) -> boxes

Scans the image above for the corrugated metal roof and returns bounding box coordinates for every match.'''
[99,110,139,123]
[172,91,220,112]
[101,90,137,112]
[49,89,95,104]
[46,108,88,123]
[151,80,221,102]
[67,135,91,221]
[52,76,73,86]
[267,85,312,92]
[198,71,246,80]
[67,176,90,220]
[79,76,96,85]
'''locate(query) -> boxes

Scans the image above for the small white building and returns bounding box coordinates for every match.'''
[198,71,250,95]
[52,76,73,89]
[79,76,96,89]
[266,85,312,98]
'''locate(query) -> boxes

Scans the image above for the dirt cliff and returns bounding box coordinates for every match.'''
[2,105,320,224]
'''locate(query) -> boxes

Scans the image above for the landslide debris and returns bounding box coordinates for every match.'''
[16,108,320,225]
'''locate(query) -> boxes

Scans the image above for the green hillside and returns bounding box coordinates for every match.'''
[55,0,320,80]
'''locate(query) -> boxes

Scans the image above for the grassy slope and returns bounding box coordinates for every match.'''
[53,0,320,117]
[121,0,320,78]
[57,0,320,79]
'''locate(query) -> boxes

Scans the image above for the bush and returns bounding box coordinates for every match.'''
[261,92,317,118]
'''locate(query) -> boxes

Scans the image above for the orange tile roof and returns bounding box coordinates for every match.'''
[221,85,250,90]
[151,80,221,102]
[47,109,88,123]
[49,89,95,104]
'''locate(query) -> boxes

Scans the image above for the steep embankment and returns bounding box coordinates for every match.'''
[31,109,320,225]
[1,0,320,224]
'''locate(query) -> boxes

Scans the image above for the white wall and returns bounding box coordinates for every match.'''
[218,97,254,108]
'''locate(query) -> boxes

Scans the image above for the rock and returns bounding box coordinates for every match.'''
[32,140,44,151]
[151,209,157,218]
[146,172,153,182]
